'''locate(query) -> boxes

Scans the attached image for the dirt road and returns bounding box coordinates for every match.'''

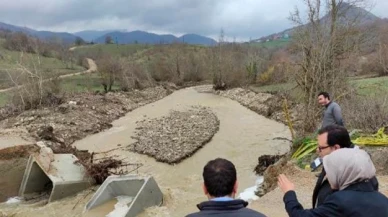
[0,58,97,93]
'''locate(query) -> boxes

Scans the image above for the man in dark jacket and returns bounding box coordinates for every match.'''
[312,125,379,208]
[185,158,266,217]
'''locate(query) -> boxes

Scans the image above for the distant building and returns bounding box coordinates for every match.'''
[283,33,290,39]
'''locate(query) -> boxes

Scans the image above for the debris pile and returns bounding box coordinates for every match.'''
[130,106,220,164]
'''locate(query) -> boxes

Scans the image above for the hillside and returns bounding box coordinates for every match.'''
[73,30,126,42]
[0,22,78,44]
[178,34,217,45]
[95,31,217,45]
[257,2,381,42]
[0,22,217,46]
[0,38,84,90]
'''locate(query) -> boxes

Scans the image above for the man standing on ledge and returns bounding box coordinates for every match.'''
[186,158,266,217]
[317,91,344,128]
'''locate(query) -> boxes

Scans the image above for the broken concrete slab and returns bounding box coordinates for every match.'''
[19,147,93,203]
[0,128,36,150]
[84,175,163,217]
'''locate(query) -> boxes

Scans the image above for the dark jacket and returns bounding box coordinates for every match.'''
[312,167,379,208]
[284,181,388,217]
[185,199,266,217]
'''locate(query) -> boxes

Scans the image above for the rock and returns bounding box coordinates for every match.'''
[36,141,46,148]
[254,154,285,175]
[0,86,172,155]
[256,157,288,197]
[216,88,303,132]
[130,106,220,164]
[37,125,54,140]
[27,117,36,122]
[58,104,70,113]
[37,146,55,171]
[364,147,388,175]
[248,102,270,117]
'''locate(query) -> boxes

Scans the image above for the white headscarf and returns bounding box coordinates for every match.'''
[323,148,376,190]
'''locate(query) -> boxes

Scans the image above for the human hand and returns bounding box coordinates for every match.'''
[278,174,295,193]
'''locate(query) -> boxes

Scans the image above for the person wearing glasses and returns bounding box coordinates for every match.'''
[278,148,388,217]
[312,125,379,208]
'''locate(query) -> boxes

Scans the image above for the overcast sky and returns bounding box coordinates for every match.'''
[0,0,387,40]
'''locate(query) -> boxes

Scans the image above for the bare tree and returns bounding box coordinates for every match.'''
[105,36,113,44]
[96,55,122,93]
[75,37,85,46]
[289,0,370,132]
[378,19,388,75]
[6,52,62,110]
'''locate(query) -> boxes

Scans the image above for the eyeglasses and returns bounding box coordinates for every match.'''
[317,145,331,152]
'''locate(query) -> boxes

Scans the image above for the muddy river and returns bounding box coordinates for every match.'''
[0,86,291,217]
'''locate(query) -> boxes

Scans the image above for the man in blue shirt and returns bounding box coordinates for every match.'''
[186,158,266,217]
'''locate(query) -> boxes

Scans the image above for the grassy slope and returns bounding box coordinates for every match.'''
[250,76,388,101]
[0,39,84,88]
[72,43,152,57]
[2,42,386,106]
[60,73,120,93]
[250,39,291,49]
[0,38,86,106]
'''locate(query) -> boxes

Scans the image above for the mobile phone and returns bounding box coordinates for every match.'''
[310,157,322,172]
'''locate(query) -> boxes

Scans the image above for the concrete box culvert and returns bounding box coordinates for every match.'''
[84,175,163,217]
[19,153,93,203]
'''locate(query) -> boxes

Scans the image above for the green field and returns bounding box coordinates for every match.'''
[1,41,386,107]
[251,39,291,49]
[72,44,152,58]
[250,76,388,100]
[350,76,388,96]
[0,72,120,107]
[0,38,88,106]
[0,39,85,89]
[60,73,120,93]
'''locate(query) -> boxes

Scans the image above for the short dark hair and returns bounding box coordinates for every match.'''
[318,125,352,148]
[318,91,330,100]
[203,158,237,197]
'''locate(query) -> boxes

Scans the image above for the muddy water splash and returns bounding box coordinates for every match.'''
[0,86,291,217]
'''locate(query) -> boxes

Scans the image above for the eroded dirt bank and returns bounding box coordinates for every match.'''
[0,85,291,217]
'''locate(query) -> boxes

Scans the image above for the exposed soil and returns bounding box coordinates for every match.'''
[0,87,171,147]
[0,145,39,202]
[363,147,388,175]
[254,154,285,176]
[249,163,388,217]
[217,87,388,195]
[0,85,386,217]
[216,88,304,131]
[0,86,173,203]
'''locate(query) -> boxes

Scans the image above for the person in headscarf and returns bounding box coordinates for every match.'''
[312,125,378,208]
[278,148,388,217]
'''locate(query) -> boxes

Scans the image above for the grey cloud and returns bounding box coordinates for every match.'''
[0,0,386,40]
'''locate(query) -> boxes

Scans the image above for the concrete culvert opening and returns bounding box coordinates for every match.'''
[0,145,39,203]
[85,175,163,217]
[19,153,93,203]
[22,162,53,200]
